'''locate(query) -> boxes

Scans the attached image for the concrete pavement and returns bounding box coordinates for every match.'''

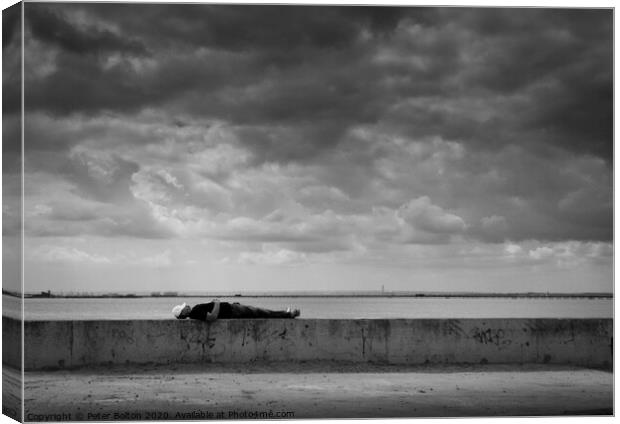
[5,362,612,420]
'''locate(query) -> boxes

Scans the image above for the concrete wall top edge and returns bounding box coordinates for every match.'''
[5,317,614,324]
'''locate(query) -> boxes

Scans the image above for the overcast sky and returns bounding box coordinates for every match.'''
[3,4,613,293]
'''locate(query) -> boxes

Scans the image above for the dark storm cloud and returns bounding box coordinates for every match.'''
[3,3,21,116]
[23,5,612,163]
[2,3,20,48]
[25,53,159,114]
[23,4,410,131]
[78,4,409,52]
[25,5,147,56]
[454,9,613,159]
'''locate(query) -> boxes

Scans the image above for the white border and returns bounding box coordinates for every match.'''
[0,2,615,424]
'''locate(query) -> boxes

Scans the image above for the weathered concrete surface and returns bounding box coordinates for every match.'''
[13,363,613,419]
[7,318,611,370]
[2,364,22,422]
[2,316,23,422]
[3,316,22,370]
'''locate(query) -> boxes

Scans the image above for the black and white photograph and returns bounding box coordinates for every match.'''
[2,1,614,421]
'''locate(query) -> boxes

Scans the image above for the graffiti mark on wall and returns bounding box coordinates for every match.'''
[110,329,135,344]
[470,327,512,347]
[444,320,465,337]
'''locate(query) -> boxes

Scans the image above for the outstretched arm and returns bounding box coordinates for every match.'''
[206,300,220,322]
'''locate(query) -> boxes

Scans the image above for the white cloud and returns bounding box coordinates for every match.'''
[238,246,308,266]
[69,146,122,184]
[528,246,555,261]
[297,185,350,207]
[31,245,112,264]
[398,196,466,235]
[156,169,183,189]
[520,242,613,268]
[504,243,522,256]
[189,140,251,177]
[29,244,177,268]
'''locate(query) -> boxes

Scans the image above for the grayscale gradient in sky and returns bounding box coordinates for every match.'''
[2,4,613,293]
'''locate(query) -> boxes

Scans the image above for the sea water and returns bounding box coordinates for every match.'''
[2,294,613,320]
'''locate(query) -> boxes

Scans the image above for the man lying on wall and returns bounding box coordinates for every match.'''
[172,300,301,321]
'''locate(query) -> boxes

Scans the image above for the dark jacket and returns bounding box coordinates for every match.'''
[188,302,232,320]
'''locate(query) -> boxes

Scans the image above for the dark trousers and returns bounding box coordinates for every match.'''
[228,302,292,319]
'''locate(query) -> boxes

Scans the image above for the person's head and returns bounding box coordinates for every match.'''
[172,303,191,319]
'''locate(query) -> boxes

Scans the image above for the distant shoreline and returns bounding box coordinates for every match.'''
[3,290,613,300]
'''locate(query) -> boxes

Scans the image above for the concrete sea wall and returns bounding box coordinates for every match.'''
[3,317,612,370]
[3,316,22,368]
